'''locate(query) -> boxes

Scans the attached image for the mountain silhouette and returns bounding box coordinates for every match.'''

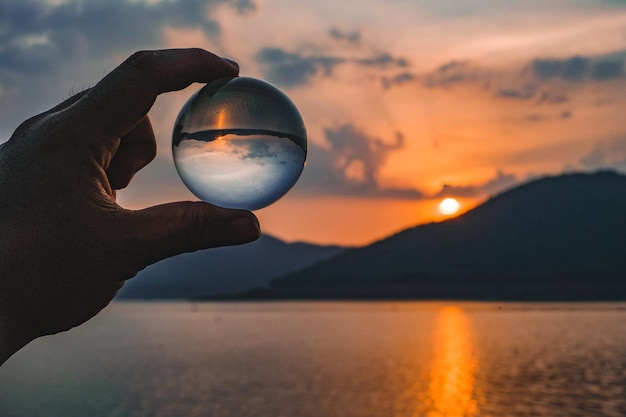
[254,171,626,300]
[116,234,349,299]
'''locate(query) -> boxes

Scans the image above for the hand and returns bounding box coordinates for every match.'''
[0,49,260,364]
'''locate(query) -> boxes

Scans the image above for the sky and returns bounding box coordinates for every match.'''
[1,0,626,246]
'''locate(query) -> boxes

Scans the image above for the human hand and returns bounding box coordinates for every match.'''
[0,49,260,364]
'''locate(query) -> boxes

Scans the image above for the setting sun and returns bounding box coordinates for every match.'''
[439,198,461,215]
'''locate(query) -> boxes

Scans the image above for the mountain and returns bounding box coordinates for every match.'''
[116,234,349,299]
[253,171,626,300]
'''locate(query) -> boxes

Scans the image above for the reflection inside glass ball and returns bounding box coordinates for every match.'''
[172,77,307,210]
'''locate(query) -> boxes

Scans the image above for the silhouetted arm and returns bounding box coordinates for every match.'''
[0,49,260,365]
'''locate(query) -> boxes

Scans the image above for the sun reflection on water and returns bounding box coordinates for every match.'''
[427,306,479,417]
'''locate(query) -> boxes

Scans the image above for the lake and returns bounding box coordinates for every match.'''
[1,301,626,417]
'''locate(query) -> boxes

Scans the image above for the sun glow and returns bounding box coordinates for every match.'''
[438,198,461,215]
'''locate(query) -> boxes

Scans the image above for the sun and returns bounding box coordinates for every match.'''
[438,198,461,215]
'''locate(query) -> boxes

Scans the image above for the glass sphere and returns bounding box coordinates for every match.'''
[172,76,307,210]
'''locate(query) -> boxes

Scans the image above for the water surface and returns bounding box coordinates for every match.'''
[1,302,625,417]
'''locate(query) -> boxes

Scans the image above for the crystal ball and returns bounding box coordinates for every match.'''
[172,77,307,210]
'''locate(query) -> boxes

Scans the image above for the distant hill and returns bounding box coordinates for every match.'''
[251,171,626,300]
[116,234,349,299]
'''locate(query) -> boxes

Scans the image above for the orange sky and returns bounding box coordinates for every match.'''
[115,0,626,245]
[3,0,626,246]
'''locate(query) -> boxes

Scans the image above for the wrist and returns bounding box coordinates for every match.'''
[0,255,35,365]
[0,312,33,365]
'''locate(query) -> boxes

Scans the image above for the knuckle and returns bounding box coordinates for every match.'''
[125,50,159,71]
[187,47,210,61]
[121,51,162,88]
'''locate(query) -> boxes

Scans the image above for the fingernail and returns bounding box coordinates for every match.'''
[222,58,239,69]
[229,215,261,244]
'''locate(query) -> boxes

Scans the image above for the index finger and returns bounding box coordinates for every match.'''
[64,48,239,145]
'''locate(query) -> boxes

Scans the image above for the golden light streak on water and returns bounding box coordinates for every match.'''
[427,306,479,417]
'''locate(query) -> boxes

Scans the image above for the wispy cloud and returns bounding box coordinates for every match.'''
[329,27,361,44]
[296,123,423,199]
[354,53,409,68]
[382,72,417,89]
[579,136,626,172]
[434,170,519,198]
[416,51,626,113]
[423,60,484,88]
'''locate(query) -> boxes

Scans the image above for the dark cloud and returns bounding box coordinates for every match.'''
[424,60,557,104]
[497,84,536,100]
[497,85,575,106]
[423,60,565,105]
[421,52,625,107]
[423,61,480,88]
[382,72,417,89]
[255,47,345,87]
[531,56,590,81]
[355,53,409,68]
[591,60,624,80]
[0,0,248,75]
[256,47,411,88]
[531,55,625,82]
[295,124,423,199]
[434,170,519,198]
[0,0,253,136]
[537,91,569,104]
[231,0,256,13]
[329,27,361,44]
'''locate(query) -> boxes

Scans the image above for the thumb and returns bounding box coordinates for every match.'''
[126,201,261,269]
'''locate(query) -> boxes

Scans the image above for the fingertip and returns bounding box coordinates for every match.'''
[129,202,262,269]
[227,212,261,245]
[221,57,239,71]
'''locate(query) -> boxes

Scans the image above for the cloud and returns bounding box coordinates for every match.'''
[537,91,569,104]
[255,47,345,87]
[255,47,411,88]
[231,0,256,13]
[422,60,561,105]
[591,60,624,80]
[423,60,568,105]
[329,27,361,44]
[530,55,625,82]
[497,84,536,100]
[579,137,626,172]
[420,51,626,108]
[382,72,417,89]
[355,53,409,68]
[0,0,253,136]
[434,170,519,198]
[295,123,424,199]
[423,60,483,88]
[297,128,522,201]
[0,0,249,75]
[239,141,278,160]
[495,84,576,105]
[531,56,590,81]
